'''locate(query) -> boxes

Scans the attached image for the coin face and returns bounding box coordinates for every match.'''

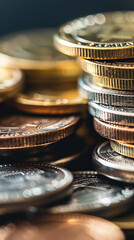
[12,87,87,114]
[54,11,134,59]
[0,214,125,240]
[111,141,134,158]
[0,114,80,148]
[93,141,134,183]
[45,171,134,217]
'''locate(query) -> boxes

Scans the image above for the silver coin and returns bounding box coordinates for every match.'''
[0,164,73,215]
[78,74,134,107]
[93,141,134,183]
[89,102,134,126]
[36,171,134,217]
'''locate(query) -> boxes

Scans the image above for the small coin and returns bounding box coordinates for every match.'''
[111,141,134,158]
[0,114,80,148]
[0,164,73,215]
[78,74,134,107]
[89,102,134,126]
[0,214,125,240]
[0,68,23,102]
[54,11,134,60]
[93,141,134,183]
[12,86,87,115]
[94,117,134,143]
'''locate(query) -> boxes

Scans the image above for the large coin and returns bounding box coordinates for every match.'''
[111,141,134,158]
[0,214,125,240]
[0,114,80,148]
[0,164,73,215]
[90,102,134,126]
[54,11,134,59]
[93,141,134,183]
[94,117,134,143]
[78,74,134,106]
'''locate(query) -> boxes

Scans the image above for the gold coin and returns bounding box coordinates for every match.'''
[0,68,23,102]
[12,85,87,114]
[111,141,134,158]
[0,29,82,81]
[54,11,134,60]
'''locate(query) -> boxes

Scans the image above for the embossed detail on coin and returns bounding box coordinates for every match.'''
[111,141,134,158]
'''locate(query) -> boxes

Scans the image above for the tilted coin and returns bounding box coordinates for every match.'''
[89,102,134,126]
[0,114,80,148]
[93,141,134,183]
[0,164,73,215]
[94,117,134,143]
[0,68,23,102]
[0,214,125,240]
[54,11,134,60]
[42,171,134,217]
[111,141,134,158]
[11,86,87,115]
[78,74,134,106]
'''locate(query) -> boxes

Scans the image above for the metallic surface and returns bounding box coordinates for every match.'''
[93,141,134,183]
[114,212,134,230]
[111,141,134,158]
[54,11,134,59]
[94,117,134,143]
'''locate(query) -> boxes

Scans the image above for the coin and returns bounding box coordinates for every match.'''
[78,74,134,106]
[11,86,87,115]
[89,102,134,126]
[0,164,73,215]
[0,214,125,240]
[93,141,134,183]
[114,212,134,230]
[54,11,134,60]
[94,117,134,143]
[0,68,23,102]
[111,141,134,158]
[0,114,80,148]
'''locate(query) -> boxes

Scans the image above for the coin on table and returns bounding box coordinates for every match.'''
[111,141,134,158]
[0,114,80,149]
[54,11,134,60]
[89,102,134,126]
[93,141,134,183]
[78,74,134,107]
[0,29,82,82]
[94,117,134,143]
[0,214,125,240]
[0,164,73,215]
[11,86,87,115]
[0,68,23,102]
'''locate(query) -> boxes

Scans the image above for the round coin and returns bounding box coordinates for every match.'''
[94,117,134,143]
[89,102,134,126]
[54,11,134,60]
[93,141,134,183]
[0,214,125,240]
[111,141,134,158]
[78,74,134,106]
[0,114,80,148]
[0,68,23,102]
[0,164,73,215]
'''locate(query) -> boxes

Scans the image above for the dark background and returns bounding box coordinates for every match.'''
[0,0,134,36]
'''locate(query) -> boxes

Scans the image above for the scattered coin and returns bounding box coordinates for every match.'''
[111,141,134,158]
[94,117,134,143]
[93,141,134,183]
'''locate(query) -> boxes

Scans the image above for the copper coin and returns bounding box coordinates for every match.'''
[0,214,125,240]
[0,114,80,148]
[94,117,134,143]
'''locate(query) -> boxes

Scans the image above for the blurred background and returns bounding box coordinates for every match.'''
[0,0,134,36]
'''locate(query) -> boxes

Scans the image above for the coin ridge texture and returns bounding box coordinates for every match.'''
[78,75,134,106]
[93,141,134,183]
[94,117,134,143]
[111,141,134,158]
[0,115,80,148]
[54,11,134,60]
[89,102,134,126]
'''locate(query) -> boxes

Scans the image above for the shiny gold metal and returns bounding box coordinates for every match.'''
[54,11,134,60]
[111,141,134,158]
[94,117,134,143]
